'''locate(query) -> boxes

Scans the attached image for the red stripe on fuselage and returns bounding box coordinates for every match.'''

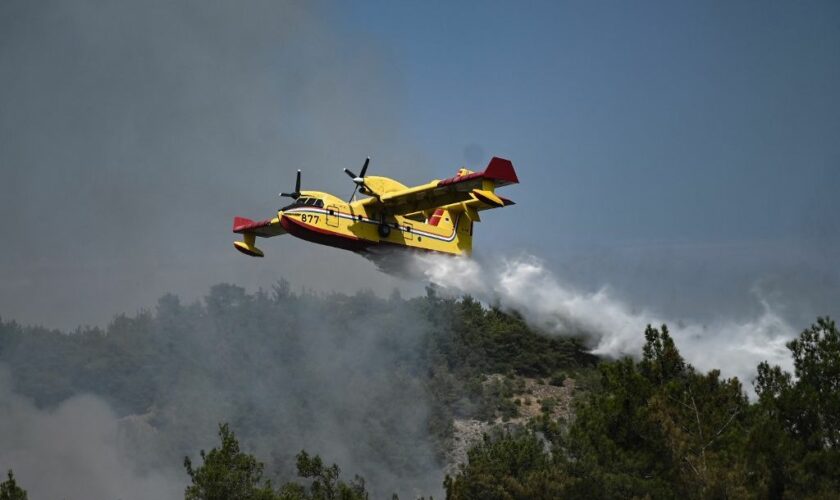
[280,213,458,254]
[280,214,371,252]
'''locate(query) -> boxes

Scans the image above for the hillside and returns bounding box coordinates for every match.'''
[1,283,838,499]
[0,283,594,498]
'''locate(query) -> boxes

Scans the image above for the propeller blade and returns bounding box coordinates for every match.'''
[280,169,302,199]
[345,158,372,201]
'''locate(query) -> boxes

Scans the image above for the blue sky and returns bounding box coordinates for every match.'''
[1,1,838,328]
[335,1,839,247]
[333,1,840,324]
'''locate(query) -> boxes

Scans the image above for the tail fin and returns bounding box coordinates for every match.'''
[483,157,519,186]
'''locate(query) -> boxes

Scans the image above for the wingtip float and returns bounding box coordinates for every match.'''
[232,156,518,258]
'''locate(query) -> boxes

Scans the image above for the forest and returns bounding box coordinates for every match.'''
[0,283,838,499]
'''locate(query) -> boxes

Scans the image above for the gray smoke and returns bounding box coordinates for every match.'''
[161,287,443,498]
[0,0,422,330]
[0,367,183,499]
[0,286,444,499]
[0,3,444,495]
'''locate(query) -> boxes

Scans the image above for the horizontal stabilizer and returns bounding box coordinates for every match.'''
[472,189,505,207]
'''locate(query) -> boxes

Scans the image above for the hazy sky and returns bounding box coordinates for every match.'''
[2,0,838,329]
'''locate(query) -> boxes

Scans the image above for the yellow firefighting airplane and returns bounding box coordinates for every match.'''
[232,157,518,257]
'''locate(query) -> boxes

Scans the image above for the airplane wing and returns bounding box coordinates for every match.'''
[232,216,286,256]
[362,157,518,216]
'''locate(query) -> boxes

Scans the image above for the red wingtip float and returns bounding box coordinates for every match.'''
[233,156,519,258]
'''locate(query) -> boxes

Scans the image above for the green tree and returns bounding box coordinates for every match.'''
[184,423,277,500]
[444,432,574,500]
[0,470,27,500]
[184,423,369,500]
[566,324,751,499]
[749,317,840,498]
[277,451,368,500]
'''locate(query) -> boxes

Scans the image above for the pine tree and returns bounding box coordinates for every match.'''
[183,423,277,500]
[0,470,27,500]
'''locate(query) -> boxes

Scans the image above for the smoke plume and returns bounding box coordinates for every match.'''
[0,367,182,499]
[0,286,444,499]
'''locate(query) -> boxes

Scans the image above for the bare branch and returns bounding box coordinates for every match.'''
[701,409,740,452]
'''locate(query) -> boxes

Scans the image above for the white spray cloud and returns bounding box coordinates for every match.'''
[414,253,795,388]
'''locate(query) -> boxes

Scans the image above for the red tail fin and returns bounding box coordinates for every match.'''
[483,157,519,186]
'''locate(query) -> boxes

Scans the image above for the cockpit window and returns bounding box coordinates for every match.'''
[281,197,323,211]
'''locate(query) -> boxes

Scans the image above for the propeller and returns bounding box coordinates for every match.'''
[344,157,370,202]
[279,170,302,199]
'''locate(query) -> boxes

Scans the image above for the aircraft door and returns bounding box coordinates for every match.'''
[326,205,339,227]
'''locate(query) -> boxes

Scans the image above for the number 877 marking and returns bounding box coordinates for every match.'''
[301,214,320,224]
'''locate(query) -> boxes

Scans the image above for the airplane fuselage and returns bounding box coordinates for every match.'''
[277,191,471,256]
